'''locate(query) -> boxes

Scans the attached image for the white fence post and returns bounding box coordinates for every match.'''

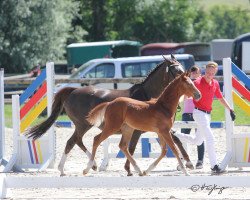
[46,62,56,169]
[0,69,6,165]
[220,58,234,170]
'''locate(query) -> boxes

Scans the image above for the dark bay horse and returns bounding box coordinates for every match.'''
[26,55,188,176]
[85,72,201,176]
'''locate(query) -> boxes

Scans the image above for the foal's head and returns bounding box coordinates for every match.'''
[178,72,201,101]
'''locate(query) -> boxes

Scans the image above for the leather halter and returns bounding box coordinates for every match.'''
[168,63,183,113]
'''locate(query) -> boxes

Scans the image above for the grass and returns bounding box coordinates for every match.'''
[3,99,249,128]
[3,104,70,128]
[176,99,249,125]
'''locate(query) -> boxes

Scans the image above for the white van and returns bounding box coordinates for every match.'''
[55,54,195,91]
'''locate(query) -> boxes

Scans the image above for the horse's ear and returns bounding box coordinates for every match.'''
[171,54,176,61]
[162,55,170,62]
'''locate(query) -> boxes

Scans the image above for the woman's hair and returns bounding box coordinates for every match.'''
[189,65,200,73]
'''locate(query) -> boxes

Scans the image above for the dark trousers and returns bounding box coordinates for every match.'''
[181,113,204,162]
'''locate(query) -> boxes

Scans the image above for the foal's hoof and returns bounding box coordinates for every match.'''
[83,169,89,175]
[139,172,144,176]
[185,161,194,170]
[142,171,147,176]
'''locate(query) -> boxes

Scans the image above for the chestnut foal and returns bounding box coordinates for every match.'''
[85,72,201,176]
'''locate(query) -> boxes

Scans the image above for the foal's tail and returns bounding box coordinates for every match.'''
[25,87,77,140]
[87,102,109,127]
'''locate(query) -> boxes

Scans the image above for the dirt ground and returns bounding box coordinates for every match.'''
[2,125,250,200]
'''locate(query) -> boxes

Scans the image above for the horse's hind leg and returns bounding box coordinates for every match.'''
[58,130,77,176]
[124,130,142,176]
[161,130,189,176]
[143,135,167,175]
[171,132,194,170]
[58,125,95,176]
[119,126,143,176]
[75,127,98,171]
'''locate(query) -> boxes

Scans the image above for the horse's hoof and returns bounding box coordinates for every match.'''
[60,173,66,177]
[186,161,194,170]
[127,172,133,176]
[92,165,97,171]
[143,171,147,176]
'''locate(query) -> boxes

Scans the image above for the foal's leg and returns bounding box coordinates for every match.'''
[124,130,142,176]
[161,130,190,176]
[143,135,167,175]
[83,128,116,175]
[171,132,194,170]
[119,126,143,176]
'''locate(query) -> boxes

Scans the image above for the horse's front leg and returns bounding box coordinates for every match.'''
[143,135,167,175]
[124,130,142,176]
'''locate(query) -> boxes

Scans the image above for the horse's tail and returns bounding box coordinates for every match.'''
[26,87,77,140]
[87,102,109,127]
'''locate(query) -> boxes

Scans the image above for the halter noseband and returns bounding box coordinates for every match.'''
[166,63,181,80]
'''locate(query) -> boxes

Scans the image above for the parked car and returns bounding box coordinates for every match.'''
[55,54,195,92]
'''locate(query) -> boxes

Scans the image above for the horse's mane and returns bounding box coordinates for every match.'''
[132,59,170,88]
[141,60,166,85]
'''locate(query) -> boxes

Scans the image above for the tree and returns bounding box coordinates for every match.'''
[190,8,215,42]
[0,0,79,73]
[208,5,250,39]
[77,0,107,42]
[105,0,142,40]
[131,0,198,43]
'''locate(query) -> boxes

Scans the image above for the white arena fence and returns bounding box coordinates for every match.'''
[1,175,250,198]
[100,121,224,171]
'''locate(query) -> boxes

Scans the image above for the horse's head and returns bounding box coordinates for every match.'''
[179,72,201,101]
[162,54,185,83]
[140,54,185,99]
